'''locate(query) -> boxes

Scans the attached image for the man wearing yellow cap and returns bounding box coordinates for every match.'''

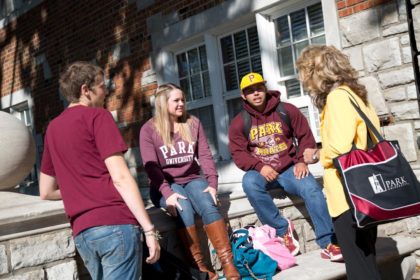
[228,72,343,261]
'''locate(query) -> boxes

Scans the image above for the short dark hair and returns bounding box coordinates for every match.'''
[59,61,104,103]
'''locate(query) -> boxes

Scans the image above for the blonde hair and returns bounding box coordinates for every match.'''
[153,83,193,147]
[296,45,368,110]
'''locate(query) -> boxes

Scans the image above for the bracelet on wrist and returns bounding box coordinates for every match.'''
[143,225,155,233]
[144,230,162,240]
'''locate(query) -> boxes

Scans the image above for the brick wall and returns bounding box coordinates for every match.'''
[336,0,393,17]
[0,0,226,144]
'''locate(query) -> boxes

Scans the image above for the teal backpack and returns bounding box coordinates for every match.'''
[230,229,278,280]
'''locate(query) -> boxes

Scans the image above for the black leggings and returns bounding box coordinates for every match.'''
[333,210,381,280]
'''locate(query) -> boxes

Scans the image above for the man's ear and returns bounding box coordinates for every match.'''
[241,93,247,101]
[80,84,90,98]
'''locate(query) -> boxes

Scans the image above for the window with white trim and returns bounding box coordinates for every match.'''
[220,26,262,92]
[177,45,211,102]
[176,45,218,155]
[275,2,325,98]
[220,25,262,122]
[274,2,325,140]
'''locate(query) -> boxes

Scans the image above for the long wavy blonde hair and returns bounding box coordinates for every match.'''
[153,83,193,147]
[296,45,368,110]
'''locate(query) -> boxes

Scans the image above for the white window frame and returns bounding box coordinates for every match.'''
[255,0,340,142]
[218,23,262,96]
[174,43,213,109]
[174,43,220,155]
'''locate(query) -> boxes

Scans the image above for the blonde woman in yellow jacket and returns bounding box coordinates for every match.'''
[296,45,381,280]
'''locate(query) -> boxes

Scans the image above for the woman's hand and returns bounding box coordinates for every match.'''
[165,193,187,217]
[303,148,320,164]
[203,186,218,205]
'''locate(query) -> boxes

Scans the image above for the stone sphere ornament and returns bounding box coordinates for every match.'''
[0,111,36,190]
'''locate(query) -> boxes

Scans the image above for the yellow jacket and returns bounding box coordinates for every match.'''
[320,86,381,217]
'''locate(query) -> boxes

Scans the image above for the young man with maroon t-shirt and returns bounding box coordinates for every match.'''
[39,62,160,279]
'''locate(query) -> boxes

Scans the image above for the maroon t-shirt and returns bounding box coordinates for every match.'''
[41,105,137,236]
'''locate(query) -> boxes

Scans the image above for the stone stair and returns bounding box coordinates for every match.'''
[274,236,420,280]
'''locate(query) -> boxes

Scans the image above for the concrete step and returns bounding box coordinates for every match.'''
[274,236,420,280]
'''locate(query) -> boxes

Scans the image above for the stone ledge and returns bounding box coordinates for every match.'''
[275,236,420,280]
[0,192,65,238]
[0,188,302,238]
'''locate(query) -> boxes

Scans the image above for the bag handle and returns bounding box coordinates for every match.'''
[347,97,383,142]
[231,229,252,250]
[339,88,384,143]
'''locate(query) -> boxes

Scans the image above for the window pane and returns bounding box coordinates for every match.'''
[177,45,210,101]
[299,106,310,123]
[224,64,238,91]
[221,36,234,63]
[203,71,211,97]
[247,26,260,55]
[177,53,188,77]
[180,78,192,102]
[278,46,294,76]
[234,31,248,60]
[311,35,325,45]
[251,56,262,75]
[191,74,203,100]
[237,60,251,82]
[188,49,200,75]
[294,40,309,61]
[227,98,243,122]
[189,106,218,155]
[290,9,307,42]
[220,26,260,92]
[308,3,324,37]
[276,16,290,46]
[285,79,301,98]
[199,46,208,71]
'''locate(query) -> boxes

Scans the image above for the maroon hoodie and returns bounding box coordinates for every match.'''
[228,90,316,173]
[140,116,218,200]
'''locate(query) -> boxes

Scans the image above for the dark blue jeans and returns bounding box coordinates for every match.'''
[153,178,222,227]
[242,165,335,249]
[74,224,142,280]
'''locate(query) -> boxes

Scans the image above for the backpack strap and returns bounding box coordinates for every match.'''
[241,110,252,139]
[275,102,291,135]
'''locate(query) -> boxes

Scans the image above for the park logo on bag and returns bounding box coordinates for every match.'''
[368,173,409,194]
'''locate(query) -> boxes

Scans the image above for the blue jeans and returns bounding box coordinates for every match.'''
[74,224,142,280]
[242,165,335,249]
[153,178,222,227]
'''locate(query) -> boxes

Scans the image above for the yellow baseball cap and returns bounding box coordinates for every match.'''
[240,73,266,91]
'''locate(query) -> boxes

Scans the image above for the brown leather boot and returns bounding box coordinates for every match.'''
[177,225,218,280]
[204,219,240,280]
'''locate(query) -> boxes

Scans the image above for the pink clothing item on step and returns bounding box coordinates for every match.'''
[248,224,296,270]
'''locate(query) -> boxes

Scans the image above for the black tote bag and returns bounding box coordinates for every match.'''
[333,96,420,228]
